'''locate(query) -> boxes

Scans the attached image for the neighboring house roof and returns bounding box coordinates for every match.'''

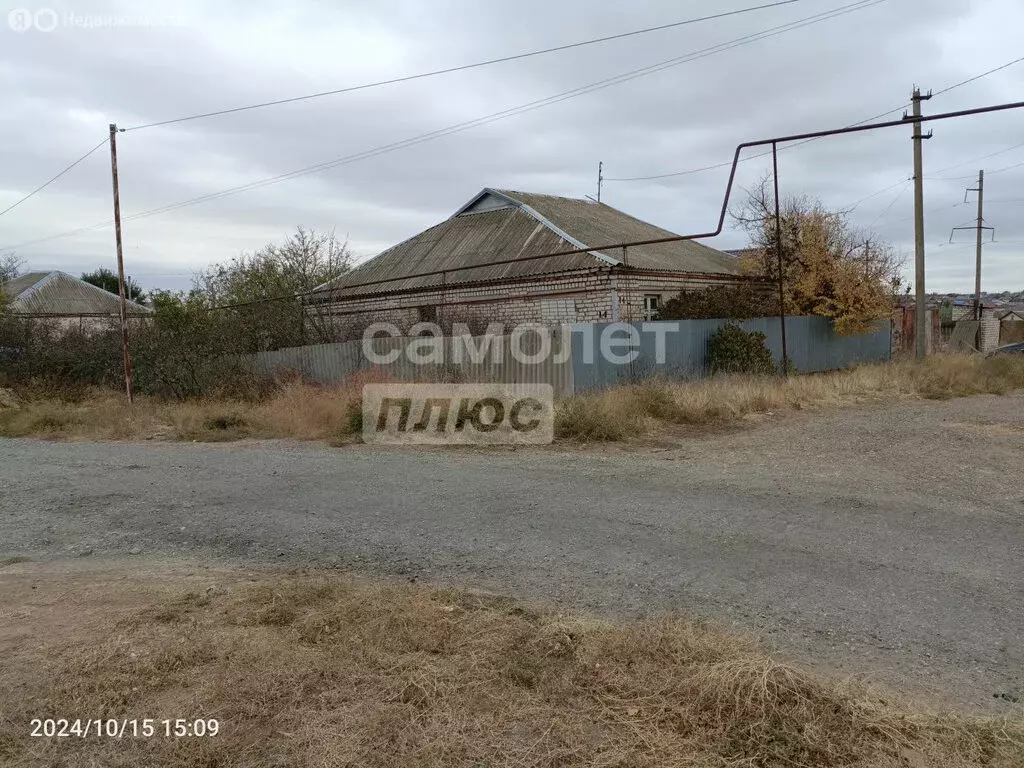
[1,271,151,316]
[996,308,1024,322]
[315,188,740,300]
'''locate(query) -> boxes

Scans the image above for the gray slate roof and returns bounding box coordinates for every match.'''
[316,188,739,299]
[1,271,151,316]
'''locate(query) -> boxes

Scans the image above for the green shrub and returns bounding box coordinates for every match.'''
[707,324,777,376]
[660,283,779,321]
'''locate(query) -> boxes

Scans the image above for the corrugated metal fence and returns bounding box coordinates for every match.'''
[248,331,576,396]
[246,317,891,395]
[571,317,891,391]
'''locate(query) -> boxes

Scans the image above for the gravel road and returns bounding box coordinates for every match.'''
[1,393,1023,709]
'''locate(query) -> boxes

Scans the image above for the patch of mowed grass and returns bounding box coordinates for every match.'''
[2,569,1022,768]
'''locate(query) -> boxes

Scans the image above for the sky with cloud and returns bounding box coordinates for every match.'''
[1,0,1022,294]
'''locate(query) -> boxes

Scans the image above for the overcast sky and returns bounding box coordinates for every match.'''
[2,0,1022,294]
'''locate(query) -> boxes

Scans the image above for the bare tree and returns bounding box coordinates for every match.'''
[193,227,354,350]
[0,252,24,284]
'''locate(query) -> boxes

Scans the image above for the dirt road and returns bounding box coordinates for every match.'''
[1,393,1022,709]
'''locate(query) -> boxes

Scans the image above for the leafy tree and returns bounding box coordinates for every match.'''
[660,283,780,321]
[193,227,352,351]
[732,175,903,336]
[81,267,146,303]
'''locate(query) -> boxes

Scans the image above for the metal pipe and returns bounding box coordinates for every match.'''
[220,99,1024,313]
[771,142,789,377]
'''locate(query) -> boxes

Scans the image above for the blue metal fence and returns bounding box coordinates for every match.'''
[248,317,891,394]
[570,316,892,392]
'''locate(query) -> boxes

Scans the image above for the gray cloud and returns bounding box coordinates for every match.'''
[2,0,1022,296]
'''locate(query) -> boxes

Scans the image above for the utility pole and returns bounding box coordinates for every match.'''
[108,123,134,404]
[972,170,984,320]
[951,171,993,324]
[596,161,603,203]
[864,239,871,279]
[771,142,789,377]
[908,87,932,359]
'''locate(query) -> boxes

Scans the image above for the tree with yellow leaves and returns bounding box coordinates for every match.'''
[732,175,904,336]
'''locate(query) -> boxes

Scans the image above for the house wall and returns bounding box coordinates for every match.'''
[8,314,147,335]
[1001,320,1024,346]
[310,269,746,339]
[978,308,1002,353]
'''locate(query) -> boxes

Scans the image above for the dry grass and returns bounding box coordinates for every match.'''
[1,563,1021,767]
[555,354,1024,441]
[2,355,1023,445]
[0,375,368,443]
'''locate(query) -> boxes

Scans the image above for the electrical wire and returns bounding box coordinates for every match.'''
[124,0,811,132]
[843,177,910,211]
[865,180,912,229]
[927,140,1024,180]
[604,53,1024,183]
[987,159,1024,176]
[4,0,883,251]
[0,137,107,219]
[932,55,1024,97]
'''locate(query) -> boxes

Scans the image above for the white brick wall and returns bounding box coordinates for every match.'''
[311,269,749,337]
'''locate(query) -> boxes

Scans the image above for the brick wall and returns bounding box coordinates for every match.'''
[978,307,1002,353]
[310,269,747,338]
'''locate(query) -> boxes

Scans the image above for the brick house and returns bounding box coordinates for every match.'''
[1,270,150,333]
[309,188,744,333]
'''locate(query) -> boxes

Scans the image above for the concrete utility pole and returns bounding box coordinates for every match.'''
[952,171,993,323]
[771,142,789,377]
[973,169,984,320]
[596,161,604,203]
[909,87,932,359]
[108,123,134,404]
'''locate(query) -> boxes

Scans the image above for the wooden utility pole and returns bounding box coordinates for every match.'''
[909,87,932,359]
[108,123,134,403]
[973,169,984,320]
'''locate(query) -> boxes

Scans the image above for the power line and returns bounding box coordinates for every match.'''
[604,53,1024,183]
[987,158,1024,176]
[932,55,1024,97]
[5,0,883,251]
[604,100,907,182]
[865,180,912,229]
[927,140,1024,179]
[0,137,107,219]
[124,0,811,132]
[843,177,910,211]
[127,97,1024,312]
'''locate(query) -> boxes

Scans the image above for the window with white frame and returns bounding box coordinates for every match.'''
[643,294,661,321]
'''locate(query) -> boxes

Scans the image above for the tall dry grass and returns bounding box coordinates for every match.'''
[1,354,1022,444]
[555,354,1024,441]
[0,372,377,443]
[2,566,1021,767]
